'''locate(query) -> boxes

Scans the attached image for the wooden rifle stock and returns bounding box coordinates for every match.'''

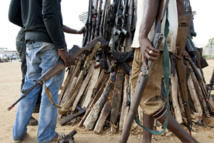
[185,56,214,112]
[176,15,192,133]
[7,36,107,111]
[185,55,207,97]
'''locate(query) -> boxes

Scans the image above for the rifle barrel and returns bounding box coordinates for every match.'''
[120,74,149,143]
[7,82,40,111]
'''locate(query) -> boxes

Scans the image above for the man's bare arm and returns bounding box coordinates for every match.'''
[59,25,84,67]
[63,25,85,34]
[139,0,161,69]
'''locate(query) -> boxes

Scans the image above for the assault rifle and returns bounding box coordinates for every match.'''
[82,0,93,46]
[87,0,93,43]
[99,0,108,36]
[103,0,117,42]
[183,0,197,63]
[111,0,134,74]
[185,55,211,101]
[124,0,134,52]
[183,0,196,37]
[90,0,99,41]
[95,0,103,37]
[117,0,129,49]
[120,0,169,142]
[183,0,208,82]
[7,36,107,111]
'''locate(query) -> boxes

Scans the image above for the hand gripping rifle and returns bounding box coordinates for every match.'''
[7,36,107,111]
[120,0,170,142]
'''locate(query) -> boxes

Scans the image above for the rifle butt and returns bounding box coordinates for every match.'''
[176,14,193,130]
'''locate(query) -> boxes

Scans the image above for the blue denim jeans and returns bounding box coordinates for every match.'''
[12,41,65,143]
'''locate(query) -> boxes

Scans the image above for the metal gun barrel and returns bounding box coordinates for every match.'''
[120,73,149,143]
[7,82,40,111]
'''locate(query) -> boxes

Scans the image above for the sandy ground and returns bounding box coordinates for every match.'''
[0,60,214,143]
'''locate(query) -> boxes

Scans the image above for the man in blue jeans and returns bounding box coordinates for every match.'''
[9,0,77,142]
[16,24,84,127]
[16,28,41,126]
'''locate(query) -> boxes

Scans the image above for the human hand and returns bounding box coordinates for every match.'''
[139,37,160,69]
[58,50,74,67]
[77,26,85,34]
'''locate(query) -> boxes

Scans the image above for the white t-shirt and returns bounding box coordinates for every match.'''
[131,0,178,53]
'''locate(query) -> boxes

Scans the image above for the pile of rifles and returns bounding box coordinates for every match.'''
[58,0,214,135]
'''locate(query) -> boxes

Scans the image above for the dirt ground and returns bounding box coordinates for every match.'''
[0,60,214,143]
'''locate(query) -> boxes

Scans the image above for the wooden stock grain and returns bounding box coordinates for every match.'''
[110,71,124,133]
[83,75,114,130]
[119,74,130,131]
[171,69,183,124]
[176,15,192,130]
[94,100,112,133]
[78,73,109,127]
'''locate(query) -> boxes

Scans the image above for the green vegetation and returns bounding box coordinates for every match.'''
[205,38,214,49]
